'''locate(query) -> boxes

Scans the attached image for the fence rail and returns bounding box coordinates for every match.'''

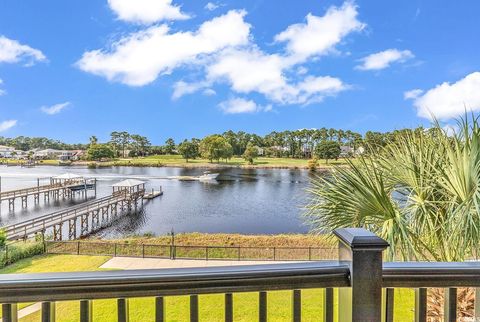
[45,240,338,261]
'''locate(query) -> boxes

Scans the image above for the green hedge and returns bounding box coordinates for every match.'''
[0,241,45,268]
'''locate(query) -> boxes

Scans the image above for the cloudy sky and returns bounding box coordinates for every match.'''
[0,0,479,144]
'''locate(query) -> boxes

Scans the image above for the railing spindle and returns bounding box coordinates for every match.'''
[415,288,427,322]
[155,296,165,322]
[2,303,18,322]
[259,291,267,322]
[444,288,457,322]
[323,288,333,322]
[80,300,92,322]
[117,298,129,322]
[225,293,233,322]
[42,301,56,322]
[190,295,199,322]
[385,288,394,322]
[475,288,480,319]
[292,289,301,322]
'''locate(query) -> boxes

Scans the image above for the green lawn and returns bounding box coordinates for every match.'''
[1,155,351,169]
[112,155,349,168]
[0,254,414,321]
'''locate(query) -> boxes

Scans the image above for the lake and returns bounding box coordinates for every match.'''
[0,165,316,238]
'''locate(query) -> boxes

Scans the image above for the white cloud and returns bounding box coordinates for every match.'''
[207,48,348,105]
[205,2,219,11]
[0,36,46,65]
[77,10,251,86]
[203,88,216,96]
[296,66,308,75]
[0,120,17,132]
[107,0,189,24]
[0,78,4,96]
[40,102,71,115]
[218,97,269,114]
[274,1,365,60]
[409,72,480,120]
[172,81,208,100]
[404,89,423,100]
[356,49,414,71]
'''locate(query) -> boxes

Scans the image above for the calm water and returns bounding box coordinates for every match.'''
[0,165,315,238]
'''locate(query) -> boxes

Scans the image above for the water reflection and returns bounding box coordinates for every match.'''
[0,165,315,237]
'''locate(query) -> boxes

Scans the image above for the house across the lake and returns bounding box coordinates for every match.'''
[33,149,85,161]
[0,145,16,158]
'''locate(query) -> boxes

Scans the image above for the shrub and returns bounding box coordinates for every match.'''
[0,229,6,248]
[0,241,45,268]
[307,158,319,171]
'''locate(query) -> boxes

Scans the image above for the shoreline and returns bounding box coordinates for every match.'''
[1,158,343,171]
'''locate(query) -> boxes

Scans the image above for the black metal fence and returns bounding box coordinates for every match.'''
[45,240,337,261]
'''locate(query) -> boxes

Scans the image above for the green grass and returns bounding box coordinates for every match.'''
[2,155,351,169]
[1,254,414,321]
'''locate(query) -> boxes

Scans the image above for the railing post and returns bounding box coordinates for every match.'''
[323,288,334,322]
[292,290,301,322]
[444,288,457,322]
[190,295,199,322]
[259,291,267,322]
[117,298,129,322]
[334,228,389,322]
[415,288,427,322]
[155,296,165,322]
[41,302,56,322]
[2,303,18,322]
[80,300,92,322]
[225,293,233,322]
[475,288,480,320]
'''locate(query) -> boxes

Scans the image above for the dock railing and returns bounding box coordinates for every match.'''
[3,228,480,321]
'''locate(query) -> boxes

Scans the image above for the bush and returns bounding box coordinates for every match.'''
[0,229,6,248]
[307,158,319,171]
[0,241,45,268]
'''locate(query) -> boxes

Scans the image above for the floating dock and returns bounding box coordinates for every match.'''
[143,189,163,199]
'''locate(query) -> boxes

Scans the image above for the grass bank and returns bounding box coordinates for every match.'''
[89,232,335,248]
[1,155,349,169]
[97,155,349,169]
[0,254,415,322]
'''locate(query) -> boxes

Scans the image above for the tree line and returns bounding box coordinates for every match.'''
[1,127,427,162]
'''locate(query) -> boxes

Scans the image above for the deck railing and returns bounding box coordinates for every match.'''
[2,228,480,321]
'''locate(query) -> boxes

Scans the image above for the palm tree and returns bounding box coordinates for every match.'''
[306,115,480,262]
[306,116,480,317]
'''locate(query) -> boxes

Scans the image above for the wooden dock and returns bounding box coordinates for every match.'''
[4,190,144,241]
[0,177,96,211]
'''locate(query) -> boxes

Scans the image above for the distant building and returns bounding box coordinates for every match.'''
[34,149,63,159]
[340,146,353,157]
[0,145,16,158]
[255,146,265,156]
[340,145,365,157]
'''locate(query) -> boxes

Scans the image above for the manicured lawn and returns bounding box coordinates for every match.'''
[1,254,414,321]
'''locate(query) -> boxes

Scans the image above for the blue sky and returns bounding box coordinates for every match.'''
[0,0,479,144]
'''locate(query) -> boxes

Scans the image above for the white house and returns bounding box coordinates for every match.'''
[34,149,64,159]
[0,145,16,158]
